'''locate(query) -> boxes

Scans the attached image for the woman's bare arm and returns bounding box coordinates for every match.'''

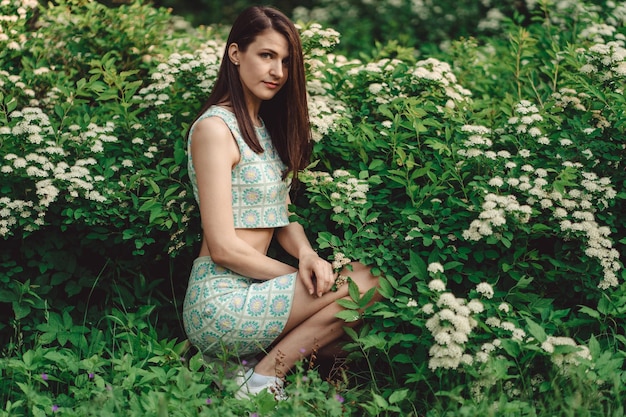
[191,116,296,279]
[275,199,335,297]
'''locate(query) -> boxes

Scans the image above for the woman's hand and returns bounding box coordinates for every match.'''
[298,250,335,298]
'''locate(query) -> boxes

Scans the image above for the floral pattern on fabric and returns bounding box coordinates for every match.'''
[183,256,297,357]
[187,105,290,229]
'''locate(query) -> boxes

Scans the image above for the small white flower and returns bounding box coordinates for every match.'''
[428,279,446,292]
[467,299,484,313]
[488,177,504,187]
[476,282,494,299]
[427,262,444,274]
[422,303,435,315]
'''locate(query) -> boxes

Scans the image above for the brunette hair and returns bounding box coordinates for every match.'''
[190,6,311,181]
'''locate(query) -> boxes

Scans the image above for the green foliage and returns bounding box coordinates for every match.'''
[0,306,355,416]
[1,0,626,415]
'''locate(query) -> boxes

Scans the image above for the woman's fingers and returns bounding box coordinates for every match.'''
[299,253,335,297]
[313,260,334,297]
[298,269,315,295]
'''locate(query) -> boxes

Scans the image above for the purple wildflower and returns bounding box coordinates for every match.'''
[335,394,345,404]
[52,405,59,412]
[88,373,95,379]
[206,398,212,405]
[41,373,48,381]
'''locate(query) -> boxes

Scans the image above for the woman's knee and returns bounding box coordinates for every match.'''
[343,262,381,295]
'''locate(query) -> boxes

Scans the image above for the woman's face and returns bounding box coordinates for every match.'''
[229,29,290,107]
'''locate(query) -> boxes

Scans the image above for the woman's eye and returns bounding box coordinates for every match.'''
[260,53,272,59]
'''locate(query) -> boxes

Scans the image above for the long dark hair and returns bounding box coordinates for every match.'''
[190,6,311,182]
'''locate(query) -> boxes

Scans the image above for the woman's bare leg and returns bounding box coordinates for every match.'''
[253,262,381,377]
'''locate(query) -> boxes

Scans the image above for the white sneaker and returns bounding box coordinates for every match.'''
[234,369,287,401]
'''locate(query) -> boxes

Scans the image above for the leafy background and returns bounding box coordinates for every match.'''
[1,0,625,415]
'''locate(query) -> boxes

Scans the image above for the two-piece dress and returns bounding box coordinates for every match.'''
[182,106,297,357]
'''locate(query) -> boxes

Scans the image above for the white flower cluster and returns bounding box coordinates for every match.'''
[507,100,549,144]
[302,169,369,218]
[307,94,349,142]
[0,0,37,47]
[346,57,408,105]
[457,124,494,158]
[0,109,117,236]
[299,22,340,58]
[412,275,596,376]
[477,8,507,32]
[427,262,444,275]
[410,58,472,104]
[606,1,626,28]
[462,193,532,241]
[424,279,495,370]
[331,251,351,271]
[579,22,617,42]
[578,33,626,85]
[342,55,471,109]
[458,99,621,289]
[5,107,54,145]
[409,0,434,20]
[556,176,620,289]
[551,88,588,112]
[135,40,224,107]
[483,316,526,343]
[0,69,43,108]
[330,169,369,207]
[540,336,592,369]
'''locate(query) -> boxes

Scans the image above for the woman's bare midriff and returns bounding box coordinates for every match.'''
[198,227,275,257]
[234,227,275,254]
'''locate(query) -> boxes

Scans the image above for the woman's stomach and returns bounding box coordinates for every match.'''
[197,227,275,257]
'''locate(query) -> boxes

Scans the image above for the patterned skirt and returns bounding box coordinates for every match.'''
[182,256,297,357]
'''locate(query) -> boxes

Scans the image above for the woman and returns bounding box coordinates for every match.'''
[182,5,380,399]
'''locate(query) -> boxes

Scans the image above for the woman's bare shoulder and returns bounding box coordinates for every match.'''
[192,115,233,144]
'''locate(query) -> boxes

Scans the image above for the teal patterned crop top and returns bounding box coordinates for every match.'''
[187,106,290,228]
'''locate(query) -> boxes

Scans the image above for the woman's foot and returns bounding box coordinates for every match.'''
[234,368,287,401]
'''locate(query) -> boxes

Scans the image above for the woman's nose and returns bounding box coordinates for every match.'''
[270,61,283,78]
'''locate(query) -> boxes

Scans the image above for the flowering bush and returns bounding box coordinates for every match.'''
[1,0,625,415]
[294,0,626,412]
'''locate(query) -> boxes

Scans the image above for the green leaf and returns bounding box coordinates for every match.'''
[588,334,600,359]
[389,389,408,404]
[578,305,600,319]
[12,302,30,320]
[372,392,389,408]
[335,310,361,322]
[0,289,16,303]
[377,276,394,298]
[343,326,358,340]
[348,278,360,302]
[369,159,386,171]
[500,339,520,357]
[359,287,377,308]
[6,96,17,113]
[524,318,547,343]
[409,251,428,279]
[336,299,359,310]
